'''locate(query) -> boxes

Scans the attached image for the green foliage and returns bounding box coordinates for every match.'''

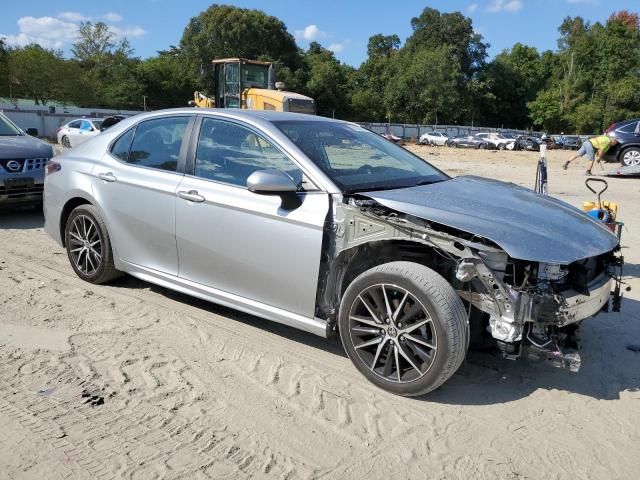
[2,5,639,133]
[5,45,85,105]
[384,46,462,124]
[178,4,301,88]
[301,42,354,118]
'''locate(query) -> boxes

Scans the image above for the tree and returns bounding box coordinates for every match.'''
[349,34,401,121]
[367,34,400,59]
[178,4,301,88]
[384,46,462,124]
[7,45,84,105]
[482,44,549,128]
[72,22,133,67]
[302,42,353,118]
[405,7,488,79]
[528,11,640,133]
[71,21,141,109]
[0,38,8,98]
[138,52,196,109]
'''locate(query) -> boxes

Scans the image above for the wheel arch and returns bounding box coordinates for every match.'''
[317,238,458,327]
[59,195,95,247]
[617,144,640,162]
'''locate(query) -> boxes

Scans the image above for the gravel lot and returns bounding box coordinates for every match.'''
[1,146,639,479]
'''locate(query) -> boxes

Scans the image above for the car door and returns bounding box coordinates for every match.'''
[66,120,82,145]
[76,120,96,145]
[91,114,194,275]
[175,116,329,317]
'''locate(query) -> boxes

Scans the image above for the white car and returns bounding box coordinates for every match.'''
[419,131,449,146]
[475,132,516,150]
[57,118,104,149]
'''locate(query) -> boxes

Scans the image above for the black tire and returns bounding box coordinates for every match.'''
[339,261,468,396]
[62,136,71,149]
[64,205,121,284]
[498,143,506,150]
[620,147,640,167]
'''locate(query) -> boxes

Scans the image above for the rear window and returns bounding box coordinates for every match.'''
[619,121,639,133]
[111,128,134,162]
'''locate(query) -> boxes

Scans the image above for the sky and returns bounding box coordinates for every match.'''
[0,0,637,66]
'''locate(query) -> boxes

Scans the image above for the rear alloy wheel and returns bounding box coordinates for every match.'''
[62,136,71,149]
[621,147,640,167]
[65,205,121,284]
[339,262,468,396]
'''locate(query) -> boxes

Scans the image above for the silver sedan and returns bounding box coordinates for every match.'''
[44,109,622,395]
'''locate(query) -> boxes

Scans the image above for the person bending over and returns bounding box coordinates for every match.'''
[563,134,617,175]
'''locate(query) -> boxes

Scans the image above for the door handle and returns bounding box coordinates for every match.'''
[177,190,205,203]
[98,172,117,182]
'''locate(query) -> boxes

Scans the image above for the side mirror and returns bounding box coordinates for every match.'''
[26,128,38,137]
[247,169,301,209]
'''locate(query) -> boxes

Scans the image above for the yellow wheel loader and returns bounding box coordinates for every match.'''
[189,58,316,114]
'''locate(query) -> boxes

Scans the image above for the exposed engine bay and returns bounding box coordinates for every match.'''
[317,194,625,371]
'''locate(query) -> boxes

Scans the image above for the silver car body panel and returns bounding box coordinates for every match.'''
[91,153,185,275]
[175,176,328,317]
[120,259,328,336]
[365,175,618,264]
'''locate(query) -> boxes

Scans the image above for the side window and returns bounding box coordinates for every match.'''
[110,128,135,162]
[127,116,190,172]
[68,120,82,129]
[619,121,638,133]
[81,120,93,131]
[194,117,303,188]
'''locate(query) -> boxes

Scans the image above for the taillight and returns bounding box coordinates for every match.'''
[46,160,61,175]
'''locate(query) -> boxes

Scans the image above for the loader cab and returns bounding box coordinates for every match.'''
[212,58,272,109]
[207,58,315,114]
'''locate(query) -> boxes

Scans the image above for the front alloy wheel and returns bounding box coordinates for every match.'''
[348,284,438,384]
[339,262,468,396]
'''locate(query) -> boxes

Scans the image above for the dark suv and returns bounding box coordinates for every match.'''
[605,118,640,166]
[0,112,54,208]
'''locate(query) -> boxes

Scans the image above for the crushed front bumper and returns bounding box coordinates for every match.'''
[558,273,613,325]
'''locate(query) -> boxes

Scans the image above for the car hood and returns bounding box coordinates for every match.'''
[0,135,53,159]
[364,176,618,264]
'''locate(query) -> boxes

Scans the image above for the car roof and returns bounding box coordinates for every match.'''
[68,118,103,123]
[131,108,341,124]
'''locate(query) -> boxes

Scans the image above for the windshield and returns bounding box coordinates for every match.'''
[275,121,448,192]
[0,115,23,136]
[92,120,104,130]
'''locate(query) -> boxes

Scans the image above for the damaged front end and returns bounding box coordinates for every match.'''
[455,248,623,371]
[321,193,624,372]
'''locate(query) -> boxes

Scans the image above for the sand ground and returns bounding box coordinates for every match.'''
[1,146,639,479]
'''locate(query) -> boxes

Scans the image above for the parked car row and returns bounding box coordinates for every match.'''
[420,131,523,150]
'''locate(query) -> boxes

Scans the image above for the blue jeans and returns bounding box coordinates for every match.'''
[577,140,595,161]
